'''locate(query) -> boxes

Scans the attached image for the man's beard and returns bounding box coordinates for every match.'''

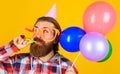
[30,38,53,57]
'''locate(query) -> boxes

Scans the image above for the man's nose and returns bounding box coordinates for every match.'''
[33,32,41,38]
[33,29,43,39]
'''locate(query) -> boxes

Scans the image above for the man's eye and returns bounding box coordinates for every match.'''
[43,30,49,33]
[34,29,37,32]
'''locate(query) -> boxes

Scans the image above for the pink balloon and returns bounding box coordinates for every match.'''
[83,1,117,35]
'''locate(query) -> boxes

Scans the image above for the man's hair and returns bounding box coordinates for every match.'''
[34,16,62,53]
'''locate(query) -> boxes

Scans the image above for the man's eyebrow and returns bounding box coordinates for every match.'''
[43,27,48,28]
[34,26,39,28]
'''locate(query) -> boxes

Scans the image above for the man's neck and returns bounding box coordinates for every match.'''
[39,50,54,62]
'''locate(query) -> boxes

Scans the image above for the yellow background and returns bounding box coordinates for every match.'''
[0,0,120,74]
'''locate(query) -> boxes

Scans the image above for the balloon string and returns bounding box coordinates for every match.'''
[72,53,80,67]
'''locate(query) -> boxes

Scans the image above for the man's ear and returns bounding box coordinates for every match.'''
[53,34,59,44]
[53,39,58,44]
[53,29,60,44]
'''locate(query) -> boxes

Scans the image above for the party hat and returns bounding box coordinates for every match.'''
[45,3,56,19]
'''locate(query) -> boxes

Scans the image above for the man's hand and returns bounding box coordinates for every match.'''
[65,66,77,74]
[13,35,32,49]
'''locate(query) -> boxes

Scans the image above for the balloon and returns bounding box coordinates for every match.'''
[80,32,109,61]
[98,40,112,62]
[83,1,117,35]
[59,26,86,52]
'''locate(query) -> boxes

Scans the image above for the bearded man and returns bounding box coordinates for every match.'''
[0,16,78,74]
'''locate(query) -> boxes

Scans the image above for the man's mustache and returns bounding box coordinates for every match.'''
[33,37,44,43]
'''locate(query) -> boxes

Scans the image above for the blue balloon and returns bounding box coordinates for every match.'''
[59,26,86,52]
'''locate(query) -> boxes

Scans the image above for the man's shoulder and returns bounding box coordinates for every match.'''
[10,53,30,59]
[53,53,73,65]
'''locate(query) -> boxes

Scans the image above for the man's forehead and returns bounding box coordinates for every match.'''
[35,21,55,28]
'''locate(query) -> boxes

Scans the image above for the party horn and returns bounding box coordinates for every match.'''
[25,38,37,43]
[24,27,33,32]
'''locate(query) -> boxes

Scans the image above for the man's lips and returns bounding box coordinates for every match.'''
[33,38,44,45]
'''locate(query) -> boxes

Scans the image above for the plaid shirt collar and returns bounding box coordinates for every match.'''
[30,53,63,65]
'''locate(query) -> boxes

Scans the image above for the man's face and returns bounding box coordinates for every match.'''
[30,21,55,57]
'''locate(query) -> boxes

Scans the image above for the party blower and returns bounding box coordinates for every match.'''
[25,38,37,43]
[20,35,37,43]
[21,27,38,44]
